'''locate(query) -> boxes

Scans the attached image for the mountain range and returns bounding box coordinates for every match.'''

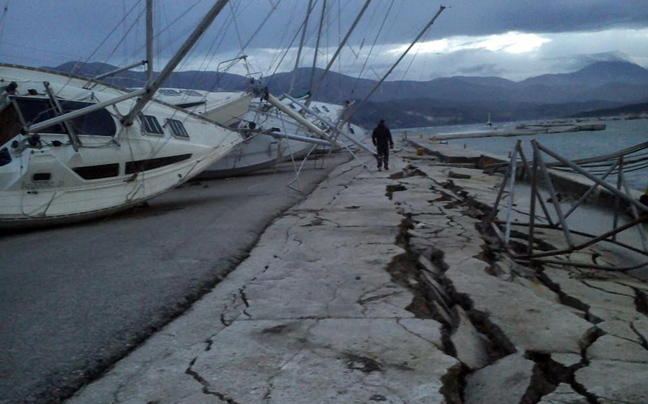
[50,60,648,128]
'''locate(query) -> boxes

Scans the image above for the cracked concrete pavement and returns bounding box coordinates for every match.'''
[66,141,648,403]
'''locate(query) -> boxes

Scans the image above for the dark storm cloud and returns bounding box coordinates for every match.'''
[2,1,648,80]
[423,0,648,39]
[4,1,648,64]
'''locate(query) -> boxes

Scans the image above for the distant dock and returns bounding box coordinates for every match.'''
[410,121,607,141]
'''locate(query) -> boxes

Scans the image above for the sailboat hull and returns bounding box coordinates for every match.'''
[0,65,245,229]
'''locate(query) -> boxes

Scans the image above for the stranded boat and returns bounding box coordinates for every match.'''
[0,0,249,229]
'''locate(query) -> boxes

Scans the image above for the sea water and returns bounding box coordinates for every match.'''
[398,118,648,191]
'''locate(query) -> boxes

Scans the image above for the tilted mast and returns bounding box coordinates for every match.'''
[288,0,315,95]
[309,0,326,93]
[122,0,230,126]
[26,0,231,135]
[306,0,371,107]
[348,5,447,120]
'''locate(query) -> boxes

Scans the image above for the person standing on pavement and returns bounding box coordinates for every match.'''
[372,119,394,171]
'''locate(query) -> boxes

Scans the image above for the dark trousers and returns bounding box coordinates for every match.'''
[376,145,389,169]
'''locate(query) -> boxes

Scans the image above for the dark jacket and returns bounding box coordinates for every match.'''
[372,123,393,149]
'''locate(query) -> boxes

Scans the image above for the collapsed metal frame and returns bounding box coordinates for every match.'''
[484,139,648,271]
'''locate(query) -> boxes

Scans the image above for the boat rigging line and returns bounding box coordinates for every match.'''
[122,0,231,126]
[349,0,394,96]
[0,0,9,43]
[288,0,316,95]
[347,5,446,122]
[309,0,326,93]
[307,0,371,107]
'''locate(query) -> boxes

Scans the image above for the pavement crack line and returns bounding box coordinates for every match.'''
[261,321,320,403]
[395,318,443,349]
[393,163,605,403]
[630,321,648,350]
[185,357,242,404]
[581,280,636,297]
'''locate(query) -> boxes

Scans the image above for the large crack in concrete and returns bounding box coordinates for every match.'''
[384,168,518,403]
[185,357,241,403]
[386,160,614,403]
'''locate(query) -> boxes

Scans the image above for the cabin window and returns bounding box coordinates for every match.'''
[289,103,296,110]
[183,90,202,97]
[140,114,164,135]
[73,163,120,180]
[159,89,181,96]
[32,173,51,181]
[321,105,330,113]
[313,107,321,113]
[0,103,23,146]
[166,119,189,139]
[0,147,11,166]
[125,154,192,174]
[14,97,116,136]
[59,99,117,137]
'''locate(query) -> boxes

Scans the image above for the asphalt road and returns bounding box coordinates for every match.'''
[0,153,350,404]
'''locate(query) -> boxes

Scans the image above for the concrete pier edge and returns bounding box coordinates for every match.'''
[64,140,648,404]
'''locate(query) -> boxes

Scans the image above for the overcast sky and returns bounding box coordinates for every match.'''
[1,0,647,82]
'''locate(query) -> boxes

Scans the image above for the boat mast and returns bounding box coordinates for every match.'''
[25,0,230,136]
[308,0,326,93]
[349,5,446,119]
[288,0,315,95]
[122,0,230,126]
[146,0,154,84]
[306,0,371,107]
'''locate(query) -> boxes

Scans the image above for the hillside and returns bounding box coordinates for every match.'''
[49,60,648,128]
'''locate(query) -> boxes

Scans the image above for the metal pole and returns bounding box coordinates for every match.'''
[500,220,648,258]
[27,89,147,134]
[612,157,623,241]
[484,150,516,227]
[43,82,80,152]
[266,94,340,146]
[122,0,231,125]
[504,141,519,244]
[525,215,648,259]
[308,0,372,106]
[289,0,315,95]
[146,0,154,84]
[533,141,574,247]
[348,5,446,119]
[620,169,648,251]
[537,142,648,213]
[90,60,148,83]
[518,145,553,226]
[266,131,332,146]
[283,94,377,156]
[564,161,619,220]
[527,144,538,254]
[529,259,648,272]
[309,0,326,94]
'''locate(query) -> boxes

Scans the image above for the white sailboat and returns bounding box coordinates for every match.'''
[149,87,321,178]
[0,0,250,229]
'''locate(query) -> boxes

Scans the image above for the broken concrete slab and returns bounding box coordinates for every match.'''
[463,353,540,404]
[187,319,458,404]
[447,258,594,354]
[542,267,639,320]
[550,353,582,368]
[538,383,588,404]
[582,279,636,297]
[597,319,644,344]
[632,316,648,345]
[586,334,648,363]
[450,306,490,370]
[576,360,648,403]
